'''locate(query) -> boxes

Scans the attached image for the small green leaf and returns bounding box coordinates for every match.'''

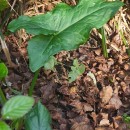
[25,102,52,130]
[2,95,34,120]
[123,114,130,123]
[79,64,85,73]
[0,0,9,12]
[0,63,8,80]
[73,59,79,68]
[0,121,11,130]
[68,59,85,83]
[44,56,57,70]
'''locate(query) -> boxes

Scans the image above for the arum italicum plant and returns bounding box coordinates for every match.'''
[7,0,123,96]
[8,0,123,102]
[8,0,123,72]
[1,0,123,129]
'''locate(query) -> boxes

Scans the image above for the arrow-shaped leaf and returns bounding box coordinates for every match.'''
[8,0,123,72]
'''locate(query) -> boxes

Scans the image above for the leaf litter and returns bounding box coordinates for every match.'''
[1,0,130,129]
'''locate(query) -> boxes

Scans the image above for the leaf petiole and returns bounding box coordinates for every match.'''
[28,69,40,96]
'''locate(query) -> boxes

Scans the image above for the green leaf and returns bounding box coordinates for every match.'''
[0,63,8,80]
[2,95,34,120]
[0,0,9,12]
[123,114,130,123]
[68,59,85,82]
[8,0,123,72]
[44,56,57,70]
[0,121,11,130]
[25,102,52,130]
[73,59,79,68]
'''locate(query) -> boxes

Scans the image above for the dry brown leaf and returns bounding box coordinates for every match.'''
[100,113,108,119]
[60,124,67,130]
[98,64,109,72]
[109,94,122,109]
[83,103,93,112]
[69,86,78,95]
[118,71,126,79]
[95,127,114,130]
[95,56,106,63]
[99,119,110,126]
[91,112,97,126]
[107,58,114,68]
[70,100,83,114]
[113,116,122,129]
[70,115,89,124]
[40,80,56,103]
[94,49,101,56]
[124,63,130,70]
[124,76,130,85]
[100,86,113,104]
[71,122,93,130]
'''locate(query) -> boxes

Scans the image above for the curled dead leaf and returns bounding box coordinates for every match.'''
[99,119,110,126]
[94,49,101,56]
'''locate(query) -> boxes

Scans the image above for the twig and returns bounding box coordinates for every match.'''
[0,34,13,67]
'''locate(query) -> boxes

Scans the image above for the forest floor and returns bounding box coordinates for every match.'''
[1,0,130,130]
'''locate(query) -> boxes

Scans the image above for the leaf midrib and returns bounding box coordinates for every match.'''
[41,3,107,55]
[3,103,31,118]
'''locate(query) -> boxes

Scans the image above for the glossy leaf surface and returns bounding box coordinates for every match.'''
[25,102,52,130]
[8,0,123,72]
[2,96,34,120]
[44,56,57,70]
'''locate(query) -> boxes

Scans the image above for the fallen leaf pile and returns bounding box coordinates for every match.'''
[1,0,130,129]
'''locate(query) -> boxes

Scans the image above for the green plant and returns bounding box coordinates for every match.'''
[0,95,34,130]
[44,56,57,71]
[0,63,8,105]
[123,114,130,129]
[8,0,123,72]
[5,0,123,129]
[0,62,34,130]
[0,0,9,13]
[25,102,51,130]
[0,62,8,81]
[68,59,85,83]
[0,62,51,130]
[123,114,130,123]
[98,26,108,58]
